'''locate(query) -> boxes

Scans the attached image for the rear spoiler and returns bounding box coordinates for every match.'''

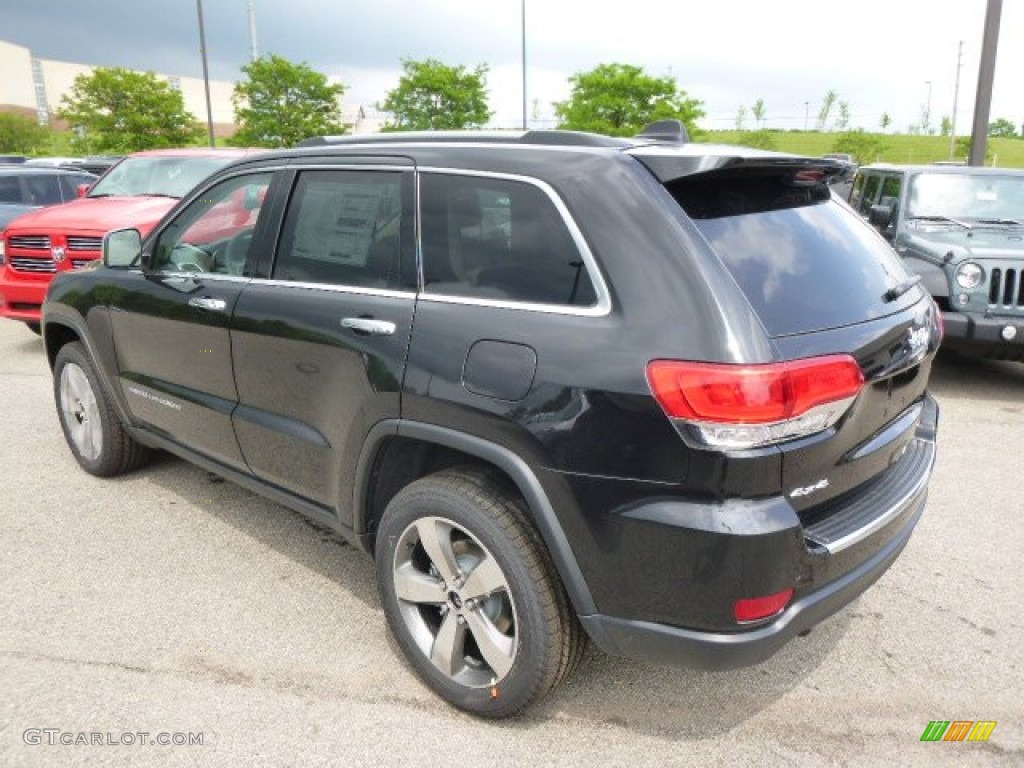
[630,149,849,184]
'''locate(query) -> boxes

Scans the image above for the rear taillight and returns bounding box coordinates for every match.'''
[734,588,794,623]
[646,356,864,449]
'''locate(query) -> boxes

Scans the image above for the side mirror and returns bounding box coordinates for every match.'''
[76,183,91,198]
[868,204,893,228]
[103,228,142,268]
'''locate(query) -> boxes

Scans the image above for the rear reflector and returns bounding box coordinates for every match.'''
[646,356,864,449]
[734,588,794,623]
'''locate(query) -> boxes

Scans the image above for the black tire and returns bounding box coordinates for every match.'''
[53,341,151,477]
[25,322,41,336]
[375,467,586,718]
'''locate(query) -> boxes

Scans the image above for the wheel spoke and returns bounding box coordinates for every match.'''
[393,562,446,605]
[415,518,459,585]
[460,553,507,601]
[464,609,515,679]
[429,611,466,676]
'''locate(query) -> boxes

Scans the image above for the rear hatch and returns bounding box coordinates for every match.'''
[637,151,940,513]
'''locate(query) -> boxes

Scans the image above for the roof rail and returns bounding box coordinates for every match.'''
[296,130,632,149]
[636,119,690,144]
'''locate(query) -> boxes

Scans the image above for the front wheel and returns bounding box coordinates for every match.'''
[375,468,585,718]
[53,342,150,477]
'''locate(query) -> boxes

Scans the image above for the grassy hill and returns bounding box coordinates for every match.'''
[701,130,1024,168]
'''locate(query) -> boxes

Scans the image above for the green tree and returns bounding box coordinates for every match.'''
[988,118,1018,138]
[817,90,838,131]
[57,67,202,153]
[880,112,892,132]
[831,129,885,164]
[837,101,851,131]
[553,63,704,137]
[381,58,491,131]
[751,98,766,129]
[0,113,50,154]
[956,136,994,161]
[940,116,952,137]
[232,54,344,148]
[735,105,747,131]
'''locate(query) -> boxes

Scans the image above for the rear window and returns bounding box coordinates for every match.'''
[667,168,916,336]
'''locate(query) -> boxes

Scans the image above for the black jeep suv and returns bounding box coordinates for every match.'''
[42,124,941,717]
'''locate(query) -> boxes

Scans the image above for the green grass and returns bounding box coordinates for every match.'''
[702,130,1024,168]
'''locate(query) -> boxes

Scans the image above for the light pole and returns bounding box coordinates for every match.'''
[950,40,964,159]
[923,80,932,133]
[804,101,809,132]
[521,0,527,130]
[196,0,215,147]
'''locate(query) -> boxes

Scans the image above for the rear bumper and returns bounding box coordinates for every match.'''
[568,394,938,668]
[581,489,924,669]
[941,311,1024,360]
[0,267,47,322]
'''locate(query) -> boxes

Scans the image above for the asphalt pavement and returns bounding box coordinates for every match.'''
[0,318,1021,767]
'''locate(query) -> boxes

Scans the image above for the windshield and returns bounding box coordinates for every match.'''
[88,155,233,199]
[668,169,917,336]
[907,172,1024,221]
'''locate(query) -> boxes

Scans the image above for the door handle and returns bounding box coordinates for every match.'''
[340,317,396,336]
[188,296,228,312]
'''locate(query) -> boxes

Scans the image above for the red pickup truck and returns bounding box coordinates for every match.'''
[0,147,256,333]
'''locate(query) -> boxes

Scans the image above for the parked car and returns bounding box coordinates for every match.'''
[42,124,941,717]
[59,155,123,177]
[848,163,1024,360]
[1,147,256,333]
[0,165,98,230]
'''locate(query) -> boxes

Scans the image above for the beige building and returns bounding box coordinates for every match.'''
[0,39,379,138]
[0,39,237,136]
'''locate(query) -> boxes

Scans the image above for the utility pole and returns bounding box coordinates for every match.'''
[804,101,809,131]
[970,0,1002,166]
[196,0,215,147]
[949,40,964,159]
[248,0,259,62]
[521,0,527,130]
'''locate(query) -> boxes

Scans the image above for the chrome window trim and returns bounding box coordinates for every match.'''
[246,277,416,300]
[152,271,252,284]
[416,167,612,317]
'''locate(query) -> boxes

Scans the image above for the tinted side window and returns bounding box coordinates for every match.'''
[154,172,272,275]
[273,170,409,290]
[421,173,596,307]
[59,174,94,200]
[24,174,62,205]
[848,173,866,209]
[857,175,881,214]
[0,176,24,203]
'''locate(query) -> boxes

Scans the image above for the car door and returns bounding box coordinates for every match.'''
[229,163,417,513]
[107,169,275,470]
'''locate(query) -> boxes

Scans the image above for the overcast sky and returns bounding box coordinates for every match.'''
[3,0,1022,133]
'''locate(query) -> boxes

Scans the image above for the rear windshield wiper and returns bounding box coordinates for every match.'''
[908,215,973,229]
[974,217,1022,226]
[883,275,923,303]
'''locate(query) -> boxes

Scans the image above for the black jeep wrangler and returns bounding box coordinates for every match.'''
[42,124,941,717]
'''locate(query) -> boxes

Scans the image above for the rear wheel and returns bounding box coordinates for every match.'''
[53,342,150,476]
[375,468,585,718]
